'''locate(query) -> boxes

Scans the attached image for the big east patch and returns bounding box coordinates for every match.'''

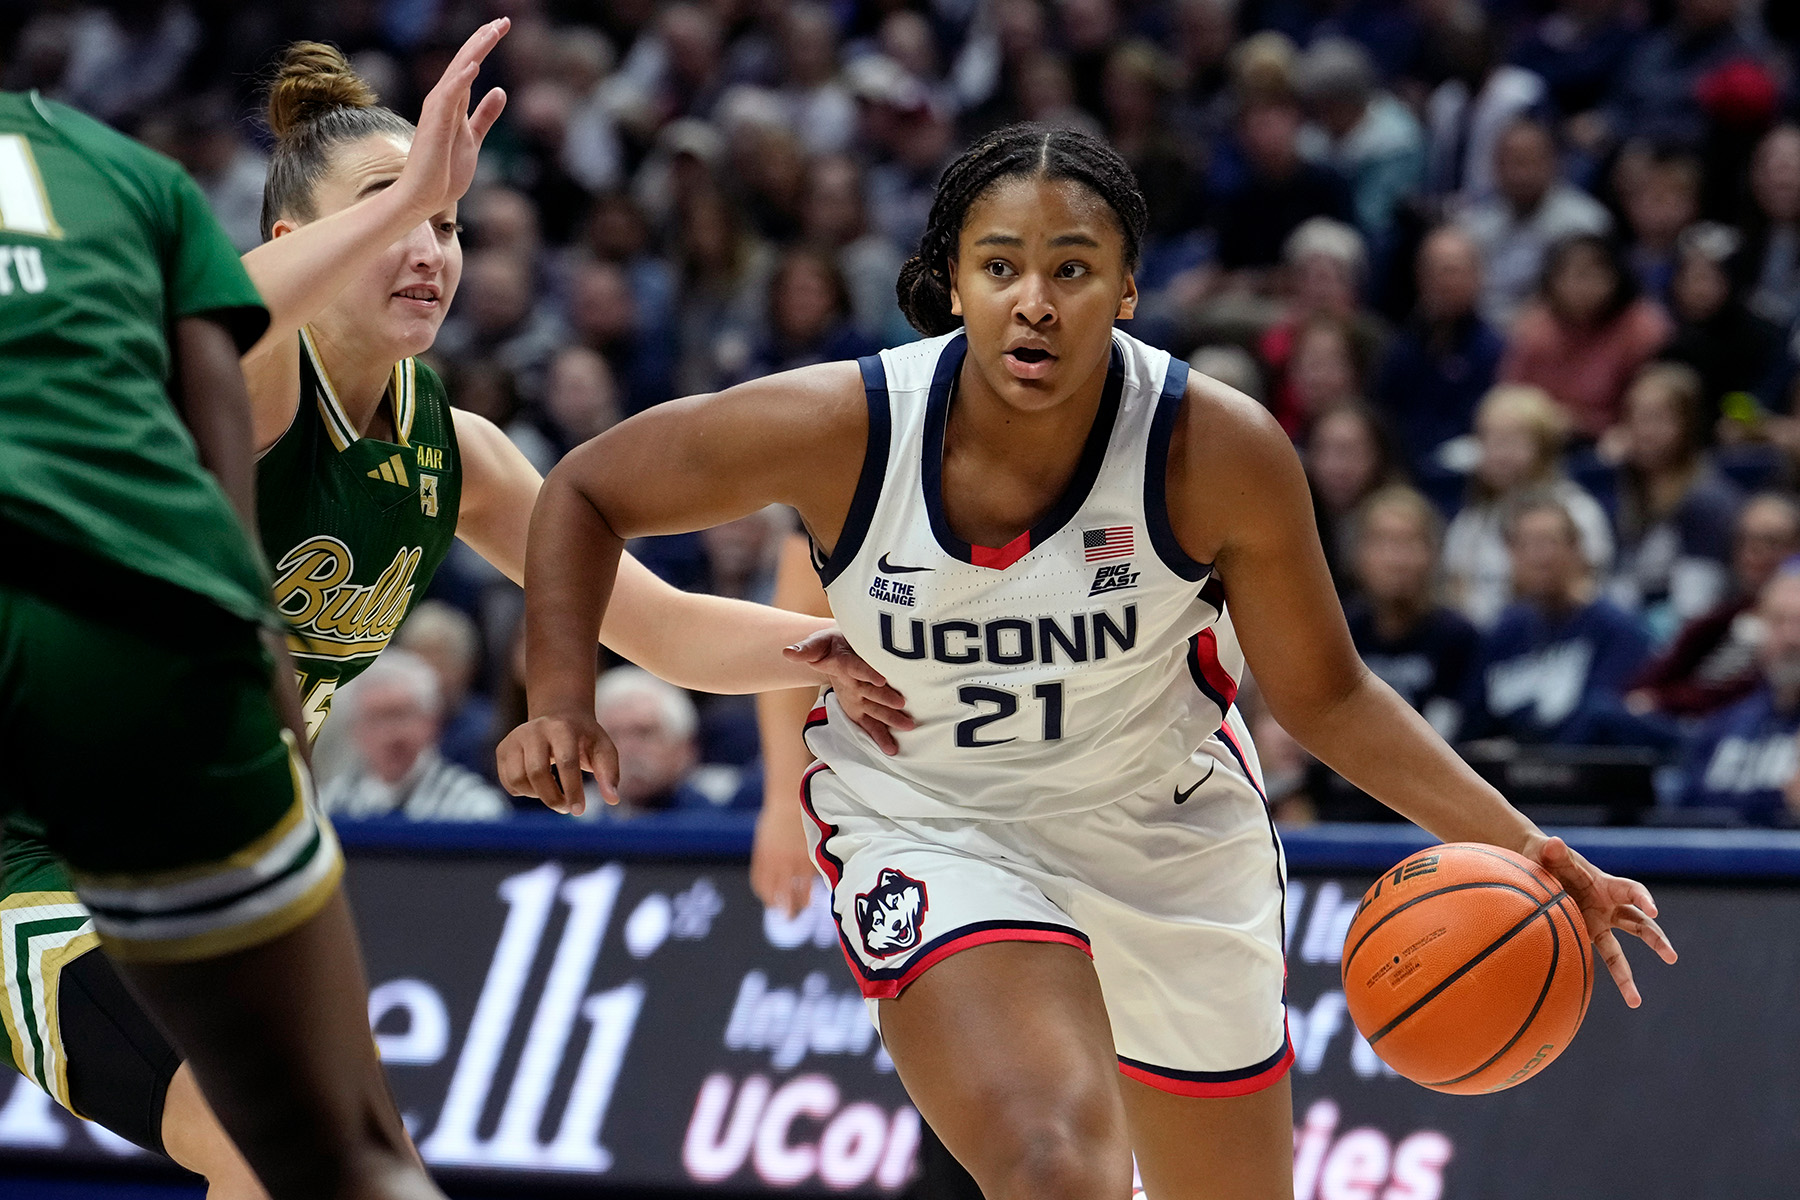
[855,868,928,958]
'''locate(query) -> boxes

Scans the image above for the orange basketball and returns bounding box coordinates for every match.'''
[1340,843,1594,1095]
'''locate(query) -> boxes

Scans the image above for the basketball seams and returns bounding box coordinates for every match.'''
[1343,880,1542,970]
[1363,889,1570,1046]
[1446,843,1559,900]
[1344,843,1593,1093]
[1422,902,1562,1090]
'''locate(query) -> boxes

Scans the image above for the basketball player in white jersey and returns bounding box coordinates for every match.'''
[497,126,1677,1199]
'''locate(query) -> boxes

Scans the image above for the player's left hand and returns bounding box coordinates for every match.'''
[783,628,913,755]
[1526,835,1678,1009]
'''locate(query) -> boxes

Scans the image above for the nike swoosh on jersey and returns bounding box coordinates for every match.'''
[1173,760,1217,804]
[878,553,934,574]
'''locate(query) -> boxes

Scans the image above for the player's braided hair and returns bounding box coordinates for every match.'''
[896,123,1148,336]
[260,42,415,239]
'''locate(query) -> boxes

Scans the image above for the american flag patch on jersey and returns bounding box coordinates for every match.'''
[1083,526,1134,561]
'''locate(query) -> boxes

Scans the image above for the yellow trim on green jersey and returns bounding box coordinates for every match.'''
[297,326,358,453]
[300,327,417,452]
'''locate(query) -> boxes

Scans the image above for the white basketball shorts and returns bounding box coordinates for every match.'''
[799,711,1292,1097]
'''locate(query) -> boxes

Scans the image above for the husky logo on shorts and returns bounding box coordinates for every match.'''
[855,867,928,958]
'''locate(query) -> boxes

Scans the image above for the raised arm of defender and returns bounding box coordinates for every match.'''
[239,19,509,448]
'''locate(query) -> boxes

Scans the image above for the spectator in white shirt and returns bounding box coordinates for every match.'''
[320,651,511,823]
[1457,117,1611,328]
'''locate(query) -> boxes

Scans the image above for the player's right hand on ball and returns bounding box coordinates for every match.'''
[497,712,619,816]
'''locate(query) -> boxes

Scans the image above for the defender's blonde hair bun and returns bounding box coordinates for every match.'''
[266,42,378,140]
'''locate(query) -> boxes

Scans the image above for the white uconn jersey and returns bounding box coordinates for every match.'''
[807,329,1250,821]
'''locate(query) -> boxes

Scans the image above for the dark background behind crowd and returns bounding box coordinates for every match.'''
[10,0,1800,829]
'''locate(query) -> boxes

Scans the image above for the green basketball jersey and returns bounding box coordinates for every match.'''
[257,329,462,741]
[0,91,272,626]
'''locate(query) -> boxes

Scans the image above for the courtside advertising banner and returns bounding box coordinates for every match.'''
[0,849,1794,1197]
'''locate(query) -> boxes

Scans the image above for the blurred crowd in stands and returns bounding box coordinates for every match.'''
[10,0,1800,827]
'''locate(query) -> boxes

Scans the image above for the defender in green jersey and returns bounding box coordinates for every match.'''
[0,56,480,1200]
[263,333,464,742]
[2,26,908,1199]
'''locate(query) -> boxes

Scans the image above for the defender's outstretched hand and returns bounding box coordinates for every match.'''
[783,628,914,754]
[395,18,510,221]
[1528,835,1678,1008]
[497,711,619,816]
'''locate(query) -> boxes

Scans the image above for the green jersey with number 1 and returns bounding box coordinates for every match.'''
[0,90,271,623]
[257,328,462,740]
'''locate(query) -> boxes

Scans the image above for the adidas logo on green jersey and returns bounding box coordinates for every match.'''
[367,452,410,486]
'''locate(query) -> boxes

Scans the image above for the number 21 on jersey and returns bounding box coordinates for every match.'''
[956,681,1065,748]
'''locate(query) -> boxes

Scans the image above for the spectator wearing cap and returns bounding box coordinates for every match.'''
[1463,494,1660,747]
[319,651,511,822]
[1375,225,1505,478]
[1679,565,1800,824]
[1213,89,1356,277]
[1602,363,1742,639]
[1456,117,1611,328]
[1294,37,1425,248]
[396,601,498,781]
[1738,124,1800,330]
[1444,384,1614,628]
[1629,493,1800,719]
[588,667,716,817]
[1661,222,1786,428]
[1499,233,1673,441]
[630,117,727,247]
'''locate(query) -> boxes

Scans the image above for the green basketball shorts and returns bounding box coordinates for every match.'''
[0,581,341,964]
